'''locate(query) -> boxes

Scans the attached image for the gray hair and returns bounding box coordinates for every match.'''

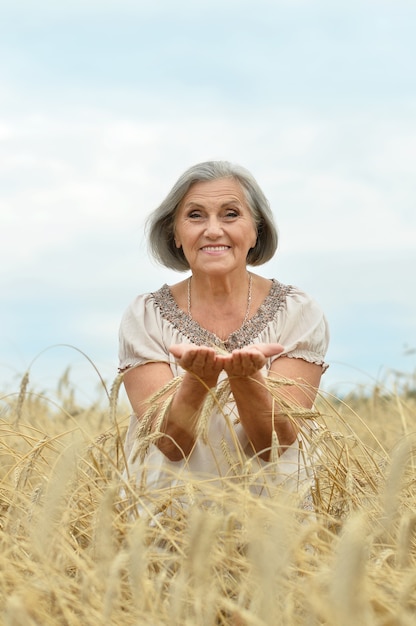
[146,160,278,271]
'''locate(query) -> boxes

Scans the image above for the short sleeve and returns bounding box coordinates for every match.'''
[118,293,169,371]
[270,287,330,371]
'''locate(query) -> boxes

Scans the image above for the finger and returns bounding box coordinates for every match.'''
[233,348,265,364]
[169,343,193,359]
[224,350,265,375]
[247,343,284,358]
[170,344,215,361]
[190,348,216,369]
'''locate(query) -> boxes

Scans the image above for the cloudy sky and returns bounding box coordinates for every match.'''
[1,0,415,404]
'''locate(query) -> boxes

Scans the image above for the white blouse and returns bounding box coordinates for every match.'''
[119,279,329,499]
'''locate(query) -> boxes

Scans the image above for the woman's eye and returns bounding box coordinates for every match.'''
[188,211,202,219]
[225,210,239,218]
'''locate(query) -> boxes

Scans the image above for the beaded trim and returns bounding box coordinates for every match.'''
[151,279,293,352]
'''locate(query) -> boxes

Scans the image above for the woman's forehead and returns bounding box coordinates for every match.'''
[181,177,247,206]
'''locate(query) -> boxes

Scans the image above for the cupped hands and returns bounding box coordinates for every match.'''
[169,343,284,381]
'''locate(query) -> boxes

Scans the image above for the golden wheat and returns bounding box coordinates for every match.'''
[0,366,415,625]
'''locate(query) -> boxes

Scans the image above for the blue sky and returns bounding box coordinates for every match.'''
[1,0,415,403]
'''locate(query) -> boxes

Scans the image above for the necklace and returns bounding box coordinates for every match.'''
[187,272,253,330]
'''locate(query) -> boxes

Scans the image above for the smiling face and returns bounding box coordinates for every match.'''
[174,177,258,277]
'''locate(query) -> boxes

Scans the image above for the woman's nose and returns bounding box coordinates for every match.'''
[205,216,223,237]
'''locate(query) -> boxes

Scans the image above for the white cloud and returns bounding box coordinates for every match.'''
[1,101,415,277]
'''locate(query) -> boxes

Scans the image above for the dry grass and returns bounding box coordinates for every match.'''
[1,366,416,625]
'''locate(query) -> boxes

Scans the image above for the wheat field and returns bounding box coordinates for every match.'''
[1,364,415,625]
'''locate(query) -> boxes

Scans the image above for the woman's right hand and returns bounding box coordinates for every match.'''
[169,344,223,387]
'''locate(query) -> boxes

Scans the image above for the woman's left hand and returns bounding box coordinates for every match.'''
[219,342,284,377]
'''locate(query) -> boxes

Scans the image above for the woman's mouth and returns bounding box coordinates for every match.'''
[200,245,230,252]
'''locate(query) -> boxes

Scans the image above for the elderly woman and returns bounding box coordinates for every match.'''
[119,161,329,499]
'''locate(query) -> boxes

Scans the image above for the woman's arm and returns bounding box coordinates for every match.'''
[222,347,323,460]
[123,345,223,461]
[123,343,323,463]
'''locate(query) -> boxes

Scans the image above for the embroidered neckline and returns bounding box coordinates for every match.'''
[152,278,292,352]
